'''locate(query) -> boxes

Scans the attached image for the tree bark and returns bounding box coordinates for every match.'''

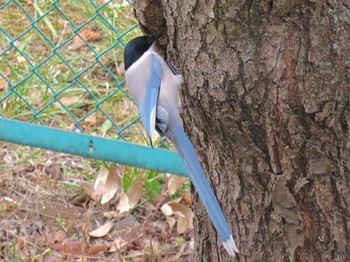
[133,0,350,261]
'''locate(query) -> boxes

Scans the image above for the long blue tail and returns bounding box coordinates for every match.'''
[168,124,238,256]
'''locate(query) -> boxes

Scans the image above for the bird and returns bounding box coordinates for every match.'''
[124,34,239,256]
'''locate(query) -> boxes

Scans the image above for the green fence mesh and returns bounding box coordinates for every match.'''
[0,0,186,175]
[0,0,143,140]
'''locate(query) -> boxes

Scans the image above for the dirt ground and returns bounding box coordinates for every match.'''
[0,141,194,261]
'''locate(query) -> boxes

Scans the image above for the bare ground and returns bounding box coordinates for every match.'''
[0,141,194,261]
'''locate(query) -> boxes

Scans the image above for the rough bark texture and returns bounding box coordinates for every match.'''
[133,1,350,261]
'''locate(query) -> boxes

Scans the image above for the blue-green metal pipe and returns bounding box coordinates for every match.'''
[0,118,188,176]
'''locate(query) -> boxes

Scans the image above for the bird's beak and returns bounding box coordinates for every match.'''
[153,33,162,40]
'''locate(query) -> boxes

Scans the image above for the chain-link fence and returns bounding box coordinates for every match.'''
[0,0,186,176]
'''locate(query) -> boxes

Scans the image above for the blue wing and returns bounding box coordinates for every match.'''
[139,55,163,147]
[167,124,239,256]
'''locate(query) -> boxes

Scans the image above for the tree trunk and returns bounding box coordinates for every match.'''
[133,1,350,261]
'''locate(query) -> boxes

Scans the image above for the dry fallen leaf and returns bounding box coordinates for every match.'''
[168,175,187,195]
[70,193,91,207]
[94,165,109,196]
[94,164,122,204]
[116,176,143,213]
[161,201,194,234]
[177,216,190,234]
[49,229,67,243]
[50,241,84,256]
[59,96,81,106]
[12,165,35,176]
[72,30,102,47]
[165,216,176,230]
[87,245,111,255]
[17,56,27,64]
[125,176,143,209]
[161,203,173,217]
[109,238,128,252]
[64,123,76,131]
[101,164,122,204]
[180,192,192,205]
[89,221,114,238]
[168,202,194,219]
[79,181,100,202]
[160,197,183,216]
[83,113,97,125]
[44,166,63,180]
[116,190,129,214]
